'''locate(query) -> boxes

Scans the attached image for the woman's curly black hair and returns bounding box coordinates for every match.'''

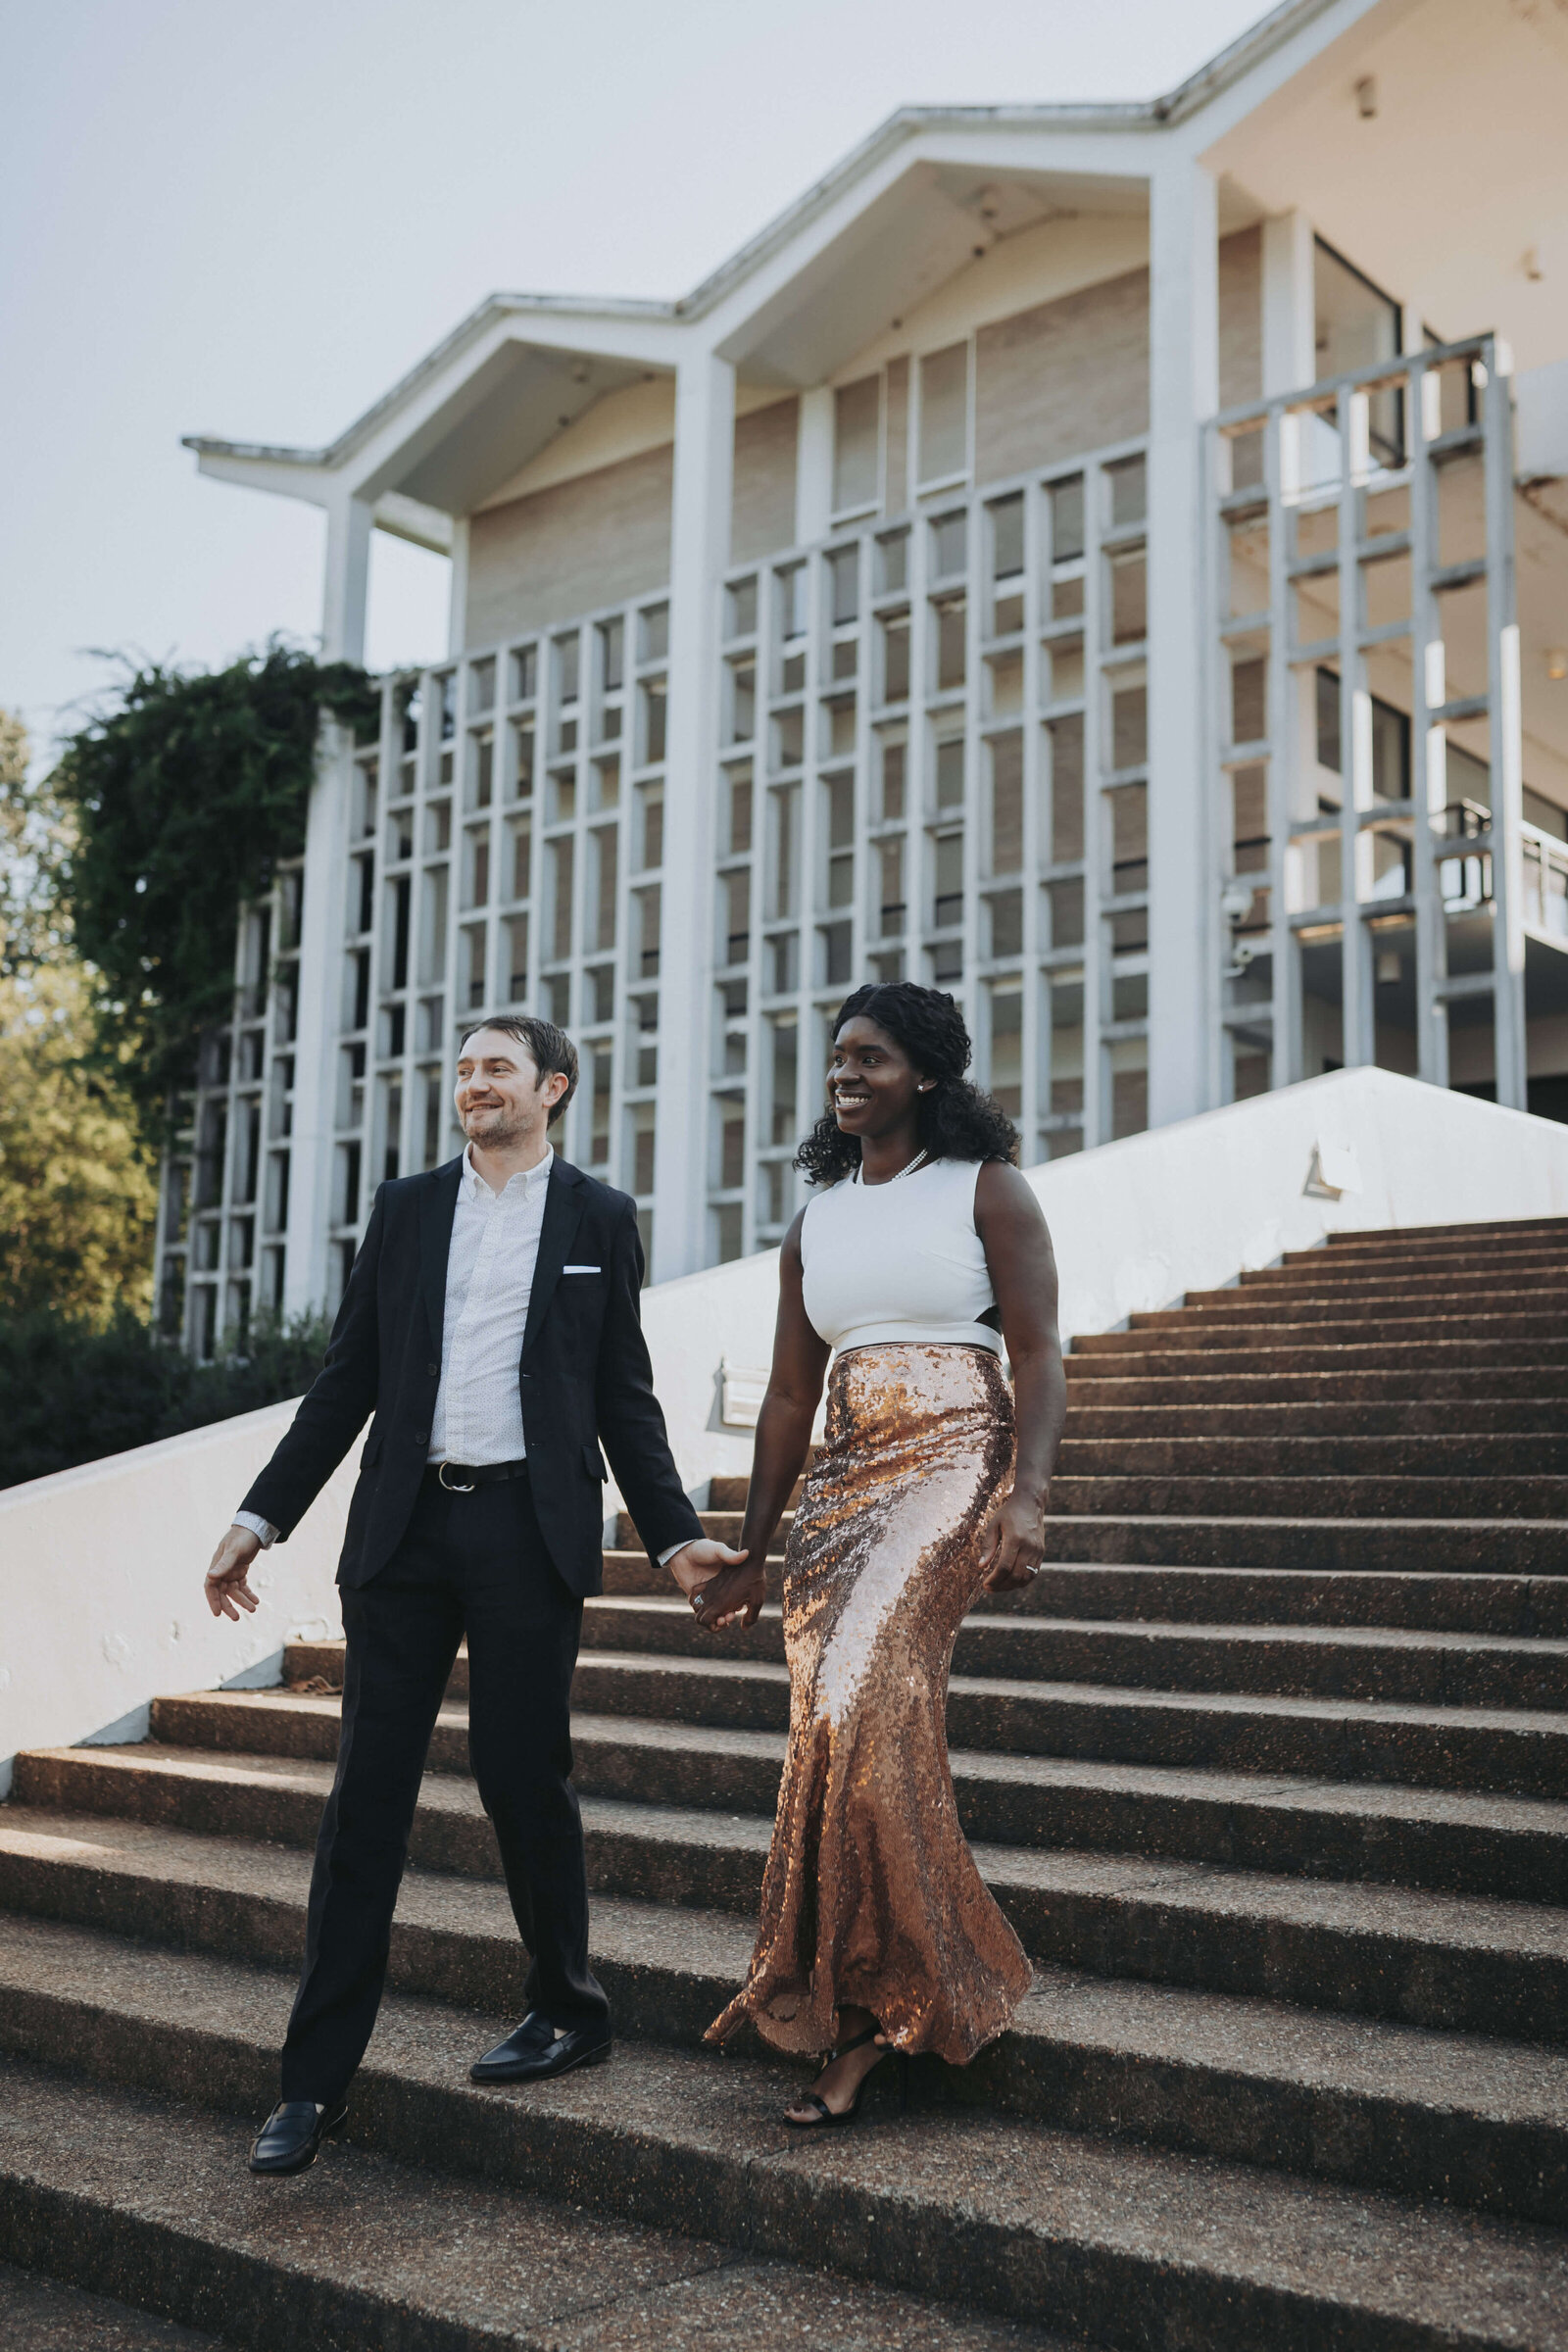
[794,981,1019,1188]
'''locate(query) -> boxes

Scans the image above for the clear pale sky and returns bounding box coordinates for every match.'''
[2,0,1267,764]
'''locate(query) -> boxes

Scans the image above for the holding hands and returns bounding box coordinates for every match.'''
[667,1538,763,1630]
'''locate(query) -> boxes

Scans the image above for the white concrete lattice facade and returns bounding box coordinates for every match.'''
[163,0,1568,1348]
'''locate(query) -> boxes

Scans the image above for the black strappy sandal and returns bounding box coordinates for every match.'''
[781,2025,902,2128]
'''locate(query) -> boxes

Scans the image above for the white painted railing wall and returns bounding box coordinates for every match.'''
[5,1066,1568,1791]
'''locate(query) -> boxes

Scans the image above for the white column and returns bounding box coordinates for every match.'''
[652,353,735,1281]
[1146,157,1220,1129]
[1261,211,1315,396]
[283,494,372,1314]
[796,386,834,547]
[446,515,471,660]
[320,491,372,662]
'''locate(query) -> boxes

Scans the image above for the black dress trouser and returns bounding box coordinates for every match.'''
[279,1471,609,2104]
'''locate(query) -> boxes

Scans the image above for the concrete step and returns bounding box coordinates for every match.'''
[1147,1293,1568,1333]
[1035,1516,1568,1572]
[1061,1398,1568,1436]
[1054,1434,1568,1476]
[1103,1307,1568,1345]
[16,1751,1568,2037]
[1328,1215,1568,1246]
[0,2258,226,2351]
[1048,1474,1568,1520]
[618,1508,792,1557]
[1000,1564,1568,1636]
[1196,1267,1568,1307]
[7,1902,1568,2264]
[1061,1358,1568,1396]
[11,1953,1568,2352]
[1064,1338,1568,1378]
[283,1561,1568,1643]
[569,1595,1568,1712]
[288,1594,1568,1711]
[0,2044,1072,2352]
[577,1647,1568,1795]
[140,1690,1568,1903]
[1269,1243,1568,1280]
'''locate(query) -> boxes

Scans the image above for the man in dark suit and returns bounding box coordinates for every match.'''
[203,1014,740,2175]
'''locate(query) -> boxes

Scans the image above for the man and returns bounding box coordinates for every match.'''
[203,1014,740,2176]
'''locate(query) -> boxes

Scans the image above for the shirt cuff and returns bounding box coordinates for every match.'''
[658,1539,699,1567]
[233,1510,278,1548]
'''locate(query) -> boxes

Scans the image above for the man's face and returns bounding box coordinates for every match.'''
[454,1031,566,1149]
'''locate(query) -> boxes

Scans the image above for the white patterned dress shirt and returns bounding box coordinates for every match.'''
[233,1144,694,1564]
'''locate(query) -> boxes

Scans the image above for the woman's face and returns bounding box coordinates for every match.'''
[828,1014,926,1139]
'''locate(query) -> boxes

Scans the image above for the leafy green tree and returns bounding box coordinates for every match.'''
[52,641,378,1127]
[0,957,160,1322]
[0,710,159,1324]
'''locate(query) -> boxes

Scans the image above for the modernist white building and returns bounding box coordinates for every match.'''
[167,0,1568,1349]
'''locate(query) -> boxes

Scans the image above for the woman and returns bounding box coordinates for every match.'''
[681,982,1066,2126]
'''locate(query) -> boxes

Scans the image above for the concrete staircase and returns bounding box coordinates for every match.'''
[4,1214,1568,2348]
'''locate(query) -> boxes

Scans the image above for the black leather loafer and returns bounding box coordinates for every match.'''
[249,2098,347,2175]
[470,2016,612,2084]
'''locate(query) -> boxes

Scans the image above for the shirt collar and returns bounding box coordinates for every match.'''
[462,1142,554,1203]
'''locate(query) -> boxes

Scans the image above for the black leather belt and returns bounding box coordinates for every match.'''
[426,1457,529,1493]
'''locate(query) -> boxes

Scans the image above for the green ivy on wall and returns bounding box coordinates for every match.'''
[52,640,379,1128]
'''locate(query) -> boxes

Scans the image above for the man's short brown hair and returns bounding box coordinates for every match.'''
[457,1014,578,1126]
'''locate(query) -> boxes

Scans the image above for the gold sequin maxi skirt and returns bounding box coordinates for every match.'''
[707,1342,1033,2064]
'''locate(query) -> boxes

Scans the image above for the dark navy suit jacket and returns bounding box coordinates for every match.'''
[239,1152,703,1594]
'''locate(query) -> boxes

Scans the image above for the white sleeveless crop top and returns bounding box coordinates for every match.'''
[799,1156,1000,1356]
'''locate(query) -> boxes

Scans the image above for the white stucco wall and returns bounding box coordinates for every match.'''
[5,1066,1568,1789]
[0,1401,357,1794]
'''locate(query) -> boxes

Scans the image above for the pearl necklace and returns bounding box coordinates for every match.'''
[854,1148,929,1186]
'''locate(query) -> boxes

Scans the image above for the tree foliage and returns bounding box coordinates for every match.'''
[0,957,160,1323]
[51,640,378,1124]
[0,706,72,977]
[0,1303,333,1490]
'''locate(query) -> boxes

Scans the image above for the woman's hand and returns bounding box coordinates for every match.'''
[689,1553,768,1631]
[977,1489,1046,1593]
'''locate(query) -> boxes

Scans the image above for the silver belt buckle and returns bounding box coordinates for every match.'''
[438,1460,477,1493]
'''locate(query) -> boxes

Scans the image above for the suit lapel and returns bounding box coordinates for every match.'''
[418,1157,465,1353]
[522,1155,585,1361]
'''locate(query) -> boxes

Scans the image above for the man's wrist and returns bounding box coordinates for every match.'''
[232,1511,278,1548]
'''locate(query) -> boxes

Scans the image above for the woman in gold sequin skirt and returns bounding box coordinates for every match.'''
[676,983,1066,2125]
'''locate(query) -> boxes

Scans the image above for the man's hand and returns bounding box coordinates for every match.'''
[666,1538,746,1600]
[687,1553,767,1632]
[204,1526,263,1621]
[977,1490,1047,1594]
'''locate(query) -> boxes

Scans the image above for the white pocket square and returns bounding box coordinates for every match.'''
[562,1264,602,1274]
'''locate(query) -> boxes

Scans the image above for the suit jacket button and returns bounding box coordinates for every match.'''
[414,1429,429,1446]
[426,1362,439,1377]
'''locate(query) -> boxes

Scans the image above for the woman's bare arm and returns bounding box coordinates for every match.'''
[691,1210,829,1631]
[973,1160,1067,1592]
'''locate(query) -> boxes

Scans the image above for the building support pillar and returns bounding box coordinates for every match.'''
[653,354,735,1281]
[1261,210,1315,396]
[796,387,834,547]
[1147,157,1220,1129]
[283,493,372,1316]
[446,515,470,662]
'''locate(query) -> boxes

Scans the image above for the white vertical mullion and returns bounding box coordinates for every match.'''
[1263,401,1301,1088]
[1485,343,1527,1111]
[907,509,931,987]
[1019,478,1044,1149]
[435,665,464,1161]
[1083,463,1107,1148]
[1408,359,1447,1090]
[962,485,981,1026]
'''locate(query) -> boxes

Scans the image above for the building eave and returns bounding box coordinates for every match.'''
[182,0,1371,496]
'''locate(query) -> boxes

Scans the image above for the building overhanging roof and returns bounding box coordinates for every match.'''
[200,0,1544,518]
